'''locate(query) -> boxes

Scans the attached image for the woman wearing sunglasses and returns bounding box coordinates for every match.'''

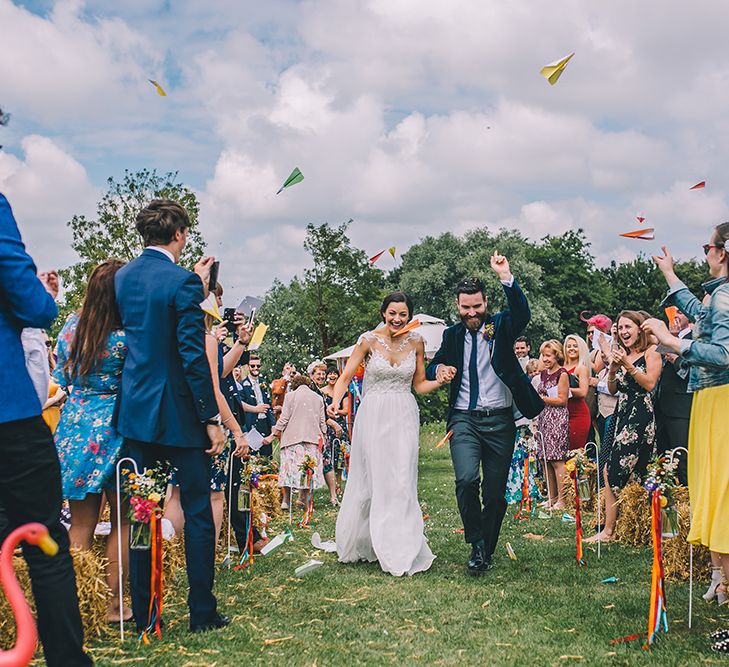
[642,222,729,654]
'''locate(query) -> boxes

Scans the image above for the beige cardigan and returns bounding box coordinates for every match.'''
[274,385,326,448]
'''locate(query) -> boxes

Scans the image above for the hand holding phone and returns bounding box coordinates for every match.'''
[208,261,220,293]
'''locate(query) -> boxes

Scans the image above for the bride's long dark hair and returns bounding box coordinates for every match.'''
[380,291,414,322]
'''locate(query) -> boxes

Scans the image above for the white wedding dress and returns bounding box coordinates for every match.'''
[335,331,435,576]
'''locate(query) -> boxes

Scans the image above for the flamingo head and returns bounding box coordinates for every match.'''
[20,523,58,556]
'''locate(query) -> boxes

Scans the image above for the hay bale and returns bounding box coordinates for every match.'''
[252,478,282,532]
[662,487,712,581]
[614,483,651,546]
[0,548,109,651]
[561,468,597,513]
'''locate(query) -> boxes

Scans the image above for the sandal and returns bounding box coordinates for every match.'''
[718,580,729,607]
[712,638,729,654]
[709,629,729,642]
[704,567,724,602]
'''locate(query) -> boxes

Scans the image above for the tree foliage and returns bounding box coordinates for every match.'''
[56,169,205,334]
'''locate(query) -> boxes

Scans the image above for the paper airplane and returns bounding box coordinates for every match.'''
[540,52,574,85]
[369,250,386,265]
[664,306,678,324]
[636,216,645,223]
[311,533,337,553]
[248,323,269,351]
[148,79,167,96]
[620,227,654,240]
[505,542,518,561]
[690,181,706,190]
[199,294,222,321]
[388,246,396,258]
[392,319,421,338]
[434,430,454,450]
[276,167,304,194]
[295,559,323,577]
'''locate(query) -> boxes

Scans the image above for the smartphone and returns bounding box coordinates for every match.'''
[208,261,220,293]
[248,308,256,328]
[223,308,237,334]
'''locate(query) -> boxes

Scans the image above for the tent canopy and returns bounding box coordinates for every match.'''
[323,313,447,361]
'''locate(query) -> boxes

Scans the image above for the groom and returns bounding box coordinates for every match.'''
[427,252,544,575]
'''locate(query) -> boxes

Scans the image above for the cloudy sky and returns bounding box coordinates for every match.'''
[2,0,728,298]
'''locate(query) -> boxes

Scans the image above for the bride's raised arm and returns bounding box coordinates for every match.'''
[412,338,449,395]
[328,334,370,418]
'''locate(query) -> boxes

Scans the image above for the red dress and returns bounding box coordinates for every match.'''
[566,366,591,451]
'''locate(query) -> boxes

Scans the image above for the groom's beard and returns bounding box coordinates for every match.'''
[461,313,486,331]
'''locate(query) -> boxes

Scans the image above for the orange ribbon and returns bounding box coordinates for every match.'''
[142,509,163,643]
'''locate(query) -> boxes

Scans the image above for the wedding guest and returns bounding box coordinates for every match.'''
[584,313,613,374]
[514,336,531,371]
[563,334,591,451]
[270,362,296,417]
[308,359,341,505]
[262,374,326,510]
[0,193,91,666]
[586,310,661,543]
[115,199,229,633]
[642,233,729,643]
[654,311,692,485]
[53,259,130,622]
[534,340,570,510]
[42,335,65,433]
[321,366,350,502]
[239,353,276,455]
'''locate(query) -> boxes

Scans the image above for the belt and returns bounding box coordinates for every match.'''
[454,406,512,417]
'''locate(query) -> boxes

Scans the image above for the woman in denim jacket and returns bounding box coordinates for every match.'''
[643,222,729,653]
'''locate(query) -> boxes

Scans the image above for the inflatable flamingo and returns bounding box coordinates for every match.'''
[0,523,58,667]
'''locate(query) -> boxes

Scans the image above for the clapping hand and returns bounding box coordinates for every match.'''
[610,347,627,369]
[641,318,672,346]
[490,251,513,282]
[38,270,59,300]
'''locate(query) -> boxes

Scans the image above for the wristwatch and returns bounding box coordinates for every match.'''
[205,414,222,427]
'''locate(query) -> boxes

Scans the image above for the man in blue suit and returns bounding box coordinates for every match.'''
[0,193,91,666]
[115,199,228,633]
[426,252,544,575]
[239,354,276,454]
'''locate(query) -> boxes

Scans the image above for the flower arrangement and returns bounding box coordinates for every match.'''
[299,454,318,479]
[565,448,596,502]
[644,455,681,538]
[482,322,495,346]
[120,464,170,550]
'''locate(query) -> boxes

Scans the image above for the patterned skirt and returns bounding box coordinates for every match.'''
[279,442,324,489]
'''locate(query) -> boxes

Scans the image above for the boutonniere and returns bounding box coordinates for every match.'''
[482,322,495,346]
[259,382,269,392]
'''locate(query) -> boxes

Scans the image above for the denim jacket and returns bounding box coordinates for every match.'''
[662,276,729,392]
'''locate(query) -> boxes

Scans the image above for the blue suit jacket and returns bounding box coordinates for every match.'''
[114,249,217,448]
[426,279,545,421]
[0,194,58,425]
[239,376,276,432]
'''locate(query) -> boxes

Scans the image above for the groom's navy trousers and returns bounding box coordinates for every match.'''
[448,408,515,556]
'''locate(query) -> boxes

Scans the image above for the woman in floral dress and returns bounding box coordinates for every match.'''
[586,311,662,543]
[54,259,129,621]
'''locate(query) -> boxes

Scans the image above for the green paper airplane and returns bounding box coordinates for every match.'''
[276,167,304,194]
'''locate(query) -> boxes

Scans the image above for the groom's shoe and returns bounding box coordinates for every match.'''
[467,540,492,576]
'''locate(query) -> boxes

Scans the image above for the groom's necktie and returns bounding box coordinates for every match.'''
[468,330,479,410]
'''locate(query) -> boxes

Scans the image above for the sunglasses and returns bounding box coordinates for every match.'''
[249,364,261,369]
[703,242,725,255]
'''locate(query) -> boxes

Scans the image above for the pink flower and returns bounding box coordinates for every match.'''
[89,442,100,454]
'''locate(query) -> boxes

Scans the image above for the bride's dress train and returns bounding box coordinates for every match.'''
[335,332,435,576]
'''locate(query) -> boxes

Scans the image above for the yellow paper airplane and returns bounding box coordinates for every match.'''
[388,246,396,259]
[149,79,167,96]
[200,294,222,322]
[248,323,269,351]
[540,52,574,85]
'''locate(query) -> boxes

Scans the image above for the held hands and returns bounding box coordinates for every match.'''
[261,434,275,446]
[489,251,513,282]
[436,365,457,385]
[205,423,226,456]
[194,256,216,296]
[232,432,249,458]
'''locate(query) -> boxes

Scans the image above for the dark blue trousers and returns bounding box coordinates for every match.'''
[124,439,217,629]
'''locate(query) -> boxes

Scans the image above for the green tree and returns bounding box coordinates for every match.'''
[527,230,613,336]
[56,169,205,334]
[257,221,387,373]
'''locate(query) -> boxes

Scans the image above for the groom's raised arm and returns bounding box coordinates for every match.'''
[500,279,531,338]
[425,330,451,381]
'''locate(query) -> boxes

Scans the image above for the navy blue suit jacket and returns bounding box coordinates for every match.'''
[0,194,58,424]
[114,249,217,448]
[426,279,544,421]
[239,376,275,432]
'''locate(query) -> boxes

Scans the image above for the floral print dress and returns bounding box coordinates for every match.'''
[53,313,127,500]
[505,421,539,504]
[607,356,656,490]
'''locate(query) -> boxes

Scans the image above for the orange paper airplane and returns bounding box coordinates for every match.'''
[620,227,654,240]
[435,430,454,450]
[664,306,678,324]
[690,181,706,190]
[392,319,421,337]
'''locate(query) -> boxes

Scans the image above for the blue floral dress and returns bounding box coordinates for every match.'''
[53,313,127,500]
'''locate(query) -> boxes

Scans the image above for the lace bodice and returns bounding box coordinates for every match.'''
[357,331,420,395]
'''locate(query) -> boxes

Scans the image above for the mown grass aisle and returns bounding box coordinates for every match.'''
[87,427,726,666]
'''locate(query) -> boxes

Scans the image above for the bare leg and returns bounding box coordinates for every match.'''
[324,470,337,504]
[704,551,724,601]
[211,491,225,545]
[718,552,729,605]
[585,466,616,543]
[551,460,567,510]
[281,487,291,509]
[105,491,130,622]
[68,495,103,550]
[163,484,184,537]
[545,463,558,507]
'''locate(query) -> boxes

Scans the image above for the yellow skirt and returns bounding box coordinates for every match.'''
[687,383,729,553]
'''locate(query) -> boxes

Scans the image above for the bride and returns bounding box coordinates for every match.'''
[328,291,449,576]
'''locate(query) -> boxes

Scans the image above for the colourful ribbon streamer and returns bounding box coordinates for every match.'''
[141,509,164,643]
[514,453,532,519]
[299,469,314,528]
[571,471,585,567]
[645,490,669,648]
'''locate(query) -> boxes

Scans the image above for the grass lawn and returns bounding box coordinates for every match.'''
[86,426,727,666]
